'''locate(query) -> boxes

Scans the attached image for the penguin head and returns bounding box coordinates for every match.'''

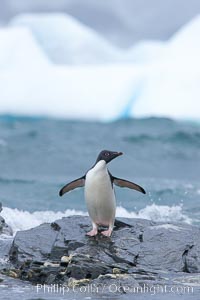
[96,150,123,164]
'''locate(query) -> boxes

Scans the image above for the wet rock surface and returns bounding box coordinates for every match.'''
[0,203,13,270]
[0,216,200,300]
[1,215,200,297]
[0,202,12,236]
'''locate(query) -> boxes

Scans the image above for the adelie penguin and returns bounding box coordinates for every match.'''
[59,150,146,237]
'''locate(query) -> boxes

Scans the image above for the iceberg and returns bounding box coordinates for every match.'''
[133,15,200,120]
[11,13,124,65]
[0,13,199,121]
[0,27,50,70]
[11,13,164,65]
[0,63,144,121]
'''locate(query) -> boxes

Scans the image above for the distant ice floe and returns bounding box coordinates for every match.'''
[1,204,191,235]
[0,13,199,121]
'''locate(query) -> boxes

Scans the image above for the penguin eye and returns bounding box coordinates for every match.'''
[104,152,110,157]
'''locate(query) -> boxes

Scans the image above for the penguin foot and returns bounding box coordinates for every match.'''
[86,229,98,236]
[101,229,112,237]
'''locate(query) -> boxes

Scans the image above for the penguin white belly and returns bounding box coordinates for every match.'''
[85,161,116,226]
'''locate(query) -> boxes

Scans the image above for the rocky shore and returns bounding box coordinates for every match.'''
[1,204,200,298]
[0,203,12,236]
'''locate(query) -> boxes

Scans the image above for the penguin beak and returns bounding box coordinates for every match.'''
[110,152,123,163]
[116,152,123,157]
[113,151,123,158]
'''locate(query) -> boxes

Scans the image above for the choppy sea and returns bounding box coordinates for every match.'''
[0,115,200,233]
[1,115,200,300]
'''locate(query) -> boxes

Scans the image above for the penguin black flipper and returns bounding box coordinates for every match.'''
[59,176,85,196]
[110,173,146,194]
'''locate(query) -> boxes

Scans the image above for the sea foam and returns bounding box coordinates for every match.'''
[1,204,191,235]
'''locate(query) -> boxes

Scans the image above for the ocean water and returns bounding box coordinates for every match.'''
[0,115,200,233]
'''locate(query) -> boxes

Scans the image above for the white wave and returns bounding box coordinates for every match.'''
[116,204,192,224]
[1,204,191,235]
[1,207,87,234]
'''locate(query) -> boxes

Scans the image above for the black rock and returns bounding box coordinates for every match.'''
[6,215,200,287]
[0,203,13,236]
[0,203,13,270]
